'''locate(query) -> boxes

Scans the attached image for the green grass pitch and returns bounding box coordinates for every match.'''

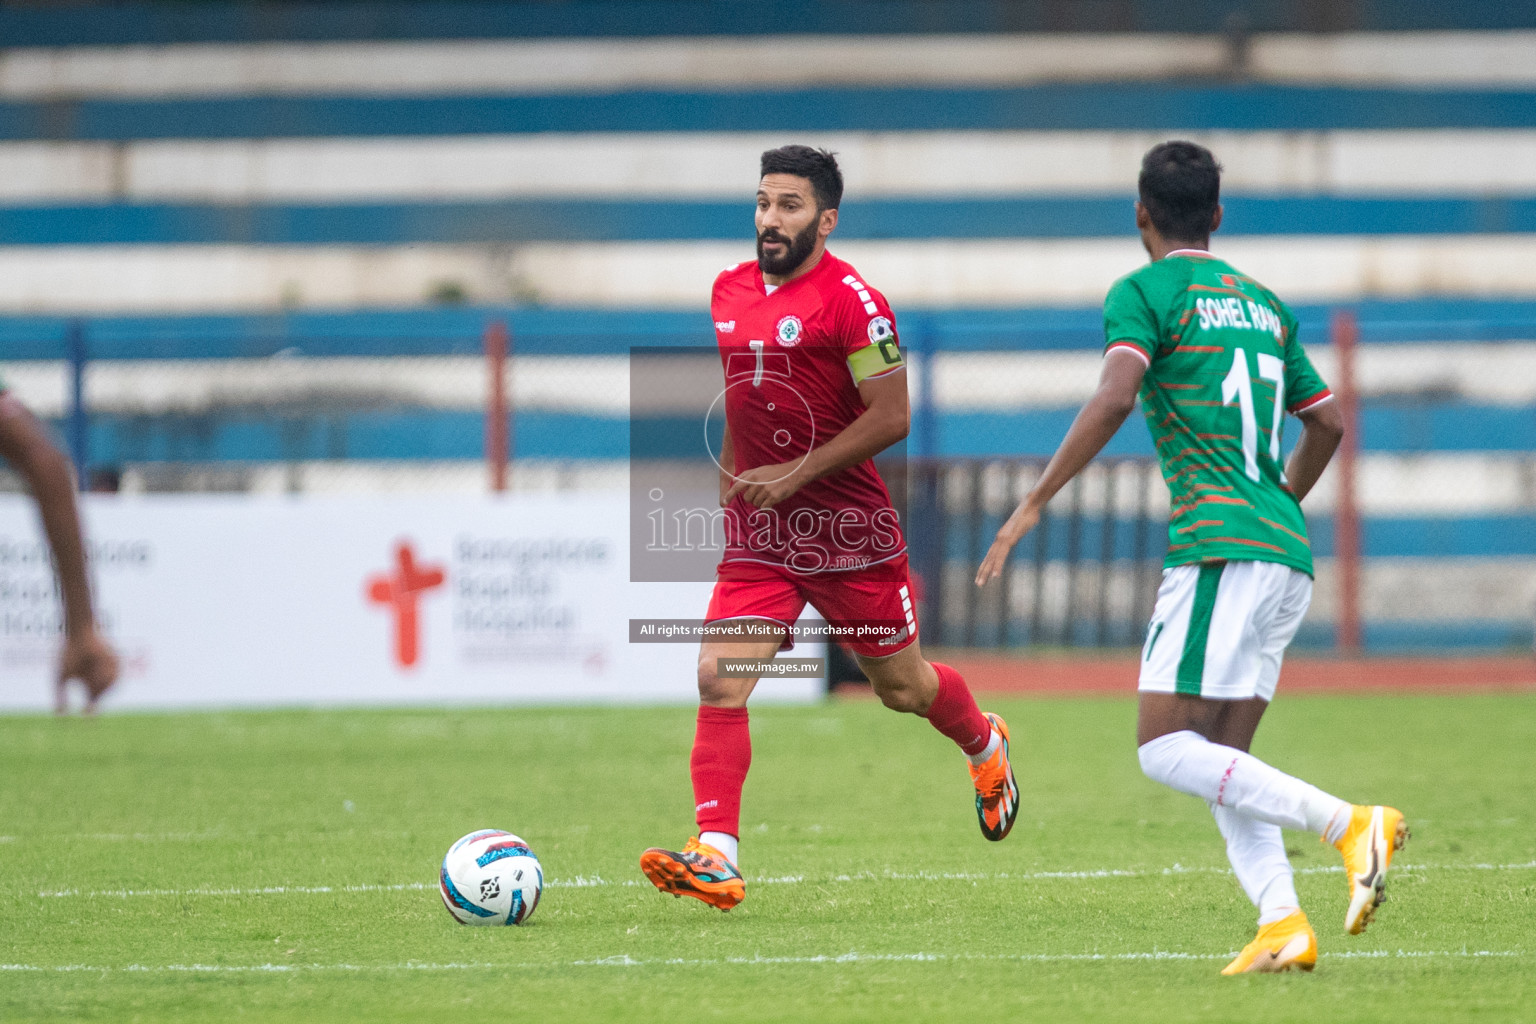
[1,690,1533,1022]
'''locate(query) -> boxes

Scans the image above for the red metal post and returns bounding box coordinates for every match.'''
[1331,309,1362,655]
[505,322,515,488]
[485,320,509,493]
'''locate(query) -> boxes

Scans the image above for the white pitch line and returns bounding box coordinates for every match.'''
[569,949,1529,966]
[0,949,1524,975]
[34,860,1536,900]
[39,882,438,899]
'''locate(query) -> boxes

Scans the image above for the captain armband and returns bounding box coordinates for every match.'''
[848,311,905,385]
[847,340,905,384]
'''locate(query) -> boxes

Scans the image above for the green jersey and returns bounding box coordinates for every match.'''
[1102,251,1332,575]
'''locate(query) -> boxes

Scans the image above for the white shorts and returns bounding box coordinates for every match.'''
[1138,560,1312,702]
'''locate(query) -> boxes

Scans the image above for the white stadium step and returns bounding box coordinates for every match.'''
[6,236,1536,311]
[8,130,1536,204]
[1,32,1534,100]
[0,35,1232,97]
[1306,557,1536,623]
[111,458,629,496]
[0,244,508,311]
[504,236,1536,309]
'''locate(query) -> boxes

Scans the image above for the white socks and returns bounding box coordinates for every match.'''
[1209,800,1300,925]
[967,728,1001,767]
[700,831,739,864]
[1140,729,1349,925]
[1138,730,1348,834]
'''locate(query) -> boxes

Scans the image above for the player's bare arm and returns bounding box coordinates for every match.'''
[0,392,120,713]
[974,348,1146,586]
[1284,398,1344,501]
[723,370,909,510]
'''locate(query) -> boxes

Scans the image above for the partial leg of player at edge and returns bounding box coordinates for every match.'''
[639,144,1018,911]
[975,140,1407,973]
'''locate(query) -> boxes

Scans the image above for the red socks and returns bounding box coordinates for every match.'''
[689,669,982,837]
[691,705,751,837]
[925,662,992,756]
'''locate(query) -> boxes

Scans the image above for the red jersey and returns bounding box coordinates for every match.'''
[711,250,907,575]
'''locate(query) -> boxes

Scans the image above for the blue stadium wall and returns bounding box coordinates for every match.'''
[4,0,1536,44]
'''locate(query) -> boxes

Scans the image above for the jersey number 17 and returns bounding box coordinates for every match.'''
[1221,347,1287,485]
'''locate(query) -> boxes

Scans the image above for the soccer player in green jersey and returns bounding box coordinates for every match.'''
[0,373,119,713]
[976,141,1407,974]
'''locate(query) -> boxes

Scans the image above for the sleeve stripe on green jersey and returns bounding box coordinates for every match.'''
[1288,389,1334,414]
[1106,340,1151,365]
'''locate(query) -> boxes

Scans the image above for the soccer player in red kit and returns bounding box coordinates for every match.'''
[639,146,1019,910]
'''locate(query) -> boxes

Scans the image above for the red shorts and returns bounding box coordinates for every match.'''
[704,554,918,658]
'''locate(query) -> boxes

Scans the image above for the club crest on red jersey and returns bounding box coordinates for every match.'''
[775,315,803,347]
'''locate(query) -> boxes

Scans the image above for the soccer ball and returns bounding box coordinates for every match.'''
[439,829,543,926]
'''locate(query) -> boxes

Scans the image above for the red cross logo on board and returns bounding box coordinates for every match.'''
[366,541,446,668]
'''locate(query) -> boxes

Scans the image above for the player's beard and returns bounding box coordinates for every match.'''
[756,219,819,276]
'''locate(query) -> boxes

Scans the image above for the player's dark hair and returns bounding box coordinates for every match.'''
[1138,141,1222,242]
[760,145,844,211]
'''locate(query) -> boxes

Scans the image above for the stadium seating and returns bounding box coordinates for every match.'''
[0,3,1532,650]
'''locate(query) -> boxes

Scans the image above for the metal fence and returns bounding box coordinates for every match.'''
[7,310,1535,652]
[900,457,1167,650]
[5,320,615,495]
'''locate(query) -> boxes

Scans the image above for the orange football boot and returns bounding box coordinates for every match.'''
[1332,804,1410,935]
[1221,910,1318,975]
[970,713,1019,841]
[640,836,745,911]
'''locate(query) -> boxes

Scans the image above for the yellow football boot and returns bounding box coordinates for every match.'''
[1332,804,1410,935]
[1221,910,1318,975]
